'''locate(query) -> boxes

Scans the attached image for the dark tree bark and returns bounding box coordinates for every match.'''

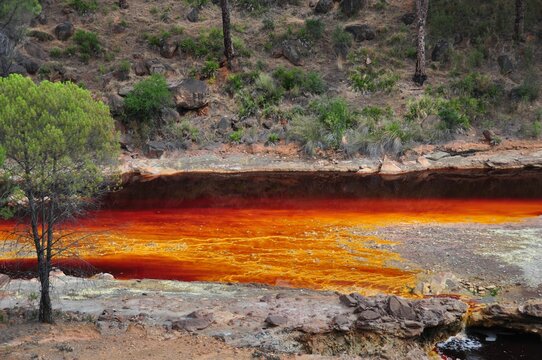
[514,0,525,43]
[413,0,429,86]
[220,0,234,69]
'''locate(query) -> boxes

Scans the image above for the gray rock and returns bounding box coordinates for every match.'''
[54,22,74,41]
[19,57,40,74]
[431,40,450,62]
[187,8,199,22]
[118,85,134,97]
[315,0,334,14]
[133,60,149,76]
[106,93,125,116]
[24,42,47,60]
[160,41,178,59]
[160,107,181,123]
[344,24,376,42]
[339,294,358,307]
[28,30,54,42]
[497,54,514,75]
[519,302,542,318]
[146,59,166,75]
[425,151,450,161]
[265,314,288,327]
[281,40,303,66]
[400,12,416,25]
[7,63,27,75]
[388,296,416,320]
[172,79,210,110]
[357,310,381,321]
[218,117,232,131]
[172,311,214,332]
[0,273,9,288]
[333,315,354,332]
[0,32,11,56]
[145,140,171,159]
[340,0,366,17]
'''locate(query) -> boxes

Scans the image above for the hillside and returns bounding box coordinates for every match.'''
[9,0,542,160]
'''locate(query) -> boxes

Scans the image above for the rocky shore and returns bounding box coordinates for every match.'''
[1,274,541,359]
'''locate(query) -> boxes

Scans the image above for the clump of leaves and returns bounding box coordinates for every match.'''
[124,74,173,122]
[73,30,101,62]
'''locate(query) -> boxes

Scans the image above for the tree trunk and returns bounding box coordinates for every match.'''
[220,0,234,69]
[38,254,53,323]
[413,0,429,86]
[514,0,525,43]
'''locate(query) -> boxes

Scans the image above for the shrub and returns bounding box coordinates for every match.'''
[268,133,279,144]
[73,30,101,60]
[179,28,225,60]
[332,27,353,50]
[68,0,98,15]
[262,18,275,31]
[299,18,325,42]
[273,67,326,94]
[236,90,258,118]
[312,98,357,149]
[200,60,220,79]
[350,66,399,94]
[49,47,63,58]
[124,74,173,122]
[235,0,269,14]
[229,129,243,143]
[513,75,540,102]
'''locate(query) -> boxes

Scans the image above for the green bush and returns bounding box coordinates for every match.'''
[513,75,540,102]
[262,18,275,31]
[200,60,220,79]
[299,18,325,42]
[73,30,101,60]
[332,27,353,50]
[68,0,98,15]
[179,28,224,60]
[124,74,173,122]
[350,66,399,93]
[49,47,63,58]
[273,67,326,95]
[229,129,244,143]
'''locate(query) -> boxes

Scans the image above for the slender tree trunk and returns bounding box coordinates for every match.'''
[38,253,53,323]
[220,0,234,69]
[514,0,525,43]
[413,0,429,86]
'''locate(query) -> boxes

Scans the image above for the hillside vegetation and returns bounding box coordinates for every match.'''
[6,0,542,158]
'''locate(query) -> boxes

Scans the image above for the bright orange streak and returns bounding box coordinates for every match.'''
[1,198,541,296]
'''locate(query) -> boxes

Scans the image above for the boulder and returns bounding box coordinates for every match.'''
[187,8,199,22]
[281,40,303,66]
[28,30,54,42]
[106,93,125,116]
[160,107,181,123]
[145,59,166,75]
[54,22,74,41]
[160,41,178,59]
[133,60,149,76]
[24,42,47,60]
[333,315,354,332]
[497,54,514,75]
[344,24,375,42]
[172,311,214,331]
[339,294,358,307]
[20,57,41,75]
[265,314,288,327]
[388,296,416,320]
[0,273,9,288]
[217,116,232,132]
[118,85,134,97]
[315,0,334,14]
[145,140,170,159]
[400,12,416,25]
[431,40,450,62]
[171,79,210,110]
[340,0,366,17]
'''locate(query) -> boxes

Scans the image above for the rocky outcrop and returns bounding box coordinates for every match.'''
[172,310,214,331]
[340,0,366,17]
[469,300,542,336]
[54,22,74,41]
[0,273,9,288]
[315,0,334,14]
[170,78,210,110]
[344,24,375,42]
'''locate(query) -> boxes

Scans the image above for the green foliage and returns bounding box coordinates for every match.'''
[386,31,416,60]
[229,129,244,143]
[350,66,399,94]
[200,60,220,80]
[299,18,325,42]
[313,98,356,148]
[332,27,353,50]
[68,0,98,15]
[273,67,326,95]
[262,18,275,31]
[179,28,230,61]
[514,75,540,102]
[73,30,101,61]
[405,95,471,135]
[225,71,260,95]
[49,47,63,58]
[236,90,258,118]
[268,133,279,144]
[164,120,201,143]
[124,75,173,122]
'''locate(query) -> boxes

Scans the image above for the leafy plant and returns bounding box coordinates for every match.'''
[299,18,325,42]
[73,30,101,61]
[124,74,173,122]
[68,0,98,15]
[350,66,399,94]
[229,129,244,143]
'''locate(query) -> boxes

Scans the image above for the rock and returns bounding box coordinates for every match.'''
[265,314,288,327]
[497,54,514,75]
[133,60,149,76]
[19,57,40,74]
[388,296,416,320]
[106,94,125,116]
[93,273,115,280]
[145,59,166,75]
[37,62,66,82]
[315,0,334,14]
[218,117,232,132]
[339,294,358,307]
[431,40,450,62]
[344,24,375,42]
[400,12,416,25]
[187,8,199,22]
[171,79,210,110]
[0,32,11,56]
[483,129,496,142]
[24,42,47,60]
[333,315,354,332]
[118,85,134,97]
[119,0,129,9]
[281,40,303,66]
[172,310,214,332]
[340,0,366,17]
[425,151,450,161]
[519,301,542,318]
[54,22,74,41]
[0,273,9,288]
[380,157,402,174]
[7,63,27,75]
[160,41,178,59]
[160,107,181,123]
[357,309,381,321]
[27,30,54,42]
[145,140,170,159]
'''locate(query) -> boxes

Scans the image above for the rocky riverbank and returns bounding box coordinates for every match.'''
[1,274,541,359]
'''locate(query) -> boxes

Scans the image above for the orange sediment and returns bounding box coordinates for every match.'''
[1,198,541,296]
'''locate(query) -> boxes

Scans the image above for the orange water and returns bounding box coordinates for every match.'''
[1,198,541,296]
